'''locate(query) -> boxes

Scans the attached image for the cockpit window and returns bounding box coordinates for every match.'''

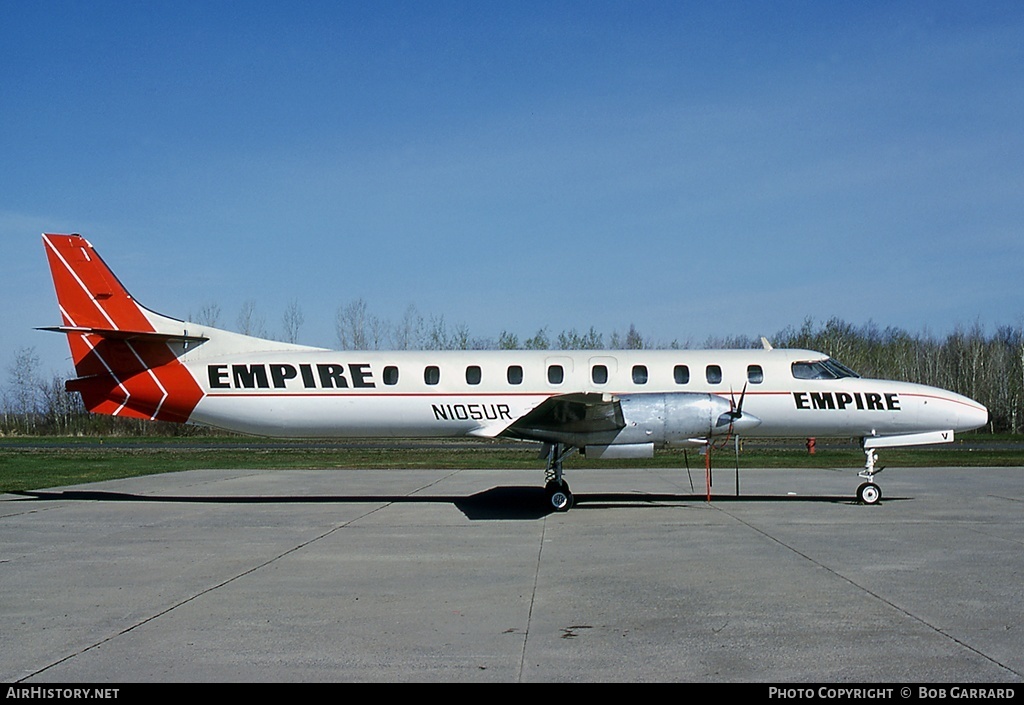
[791,359,861,380]
[827,359,860,378]
[792,361,829,380]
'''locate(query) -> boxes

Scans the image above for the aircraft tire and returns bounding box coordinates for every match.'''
[548,482,573,512]
[857,482,881,505]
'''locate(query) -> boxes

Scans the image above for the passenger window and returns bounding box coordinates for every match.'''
[383,366,399,386]
[466,365,481,385]
[632,365,648,384]
[424,366,440,385]
[747,365,764,384]
[674,365,690,385]
[548,364,564,385]
[706,365,722,384]
[592,364,608,384]
[507,365,523,385]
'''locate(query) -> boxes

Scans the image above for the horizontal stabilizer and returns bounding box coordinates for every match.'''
[65,373,117,394]
[37,326,209,344]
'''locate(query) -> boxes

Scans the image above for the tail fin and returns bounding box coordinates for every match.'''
[41,234,204,422]
[44,233,162,333]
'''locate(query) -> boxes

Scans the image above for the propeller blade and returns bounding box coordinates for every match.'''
[718,384,744,424]
[736,382,748,415]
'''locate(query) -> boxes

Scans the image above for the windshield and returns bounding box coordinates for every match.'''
[791,358,861,380]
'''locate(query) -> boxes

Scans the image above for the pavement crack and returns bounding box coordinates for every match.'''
[517,517,547,682]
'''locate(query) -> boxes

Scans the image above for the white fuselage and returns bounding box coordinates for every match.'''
[182,347,987,442]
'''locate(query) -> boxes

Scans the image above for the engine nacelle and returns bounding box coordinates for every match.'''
[613,393,760,448]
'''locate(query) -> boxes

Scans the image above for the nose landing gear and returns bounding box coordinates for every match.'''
[856,448,884,504]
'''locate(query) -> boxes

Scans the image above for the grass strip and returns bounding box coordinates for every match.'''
[1,435,1020,494]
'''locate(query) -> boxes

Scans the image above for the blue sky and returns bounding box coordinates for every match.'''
[2,1,1022,379]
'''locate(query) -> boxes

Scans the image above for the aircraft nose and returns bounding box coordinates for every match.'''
[957,399,989,433]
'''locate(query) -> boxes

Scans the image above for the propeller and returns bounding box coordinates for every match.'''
[716,383,750,431]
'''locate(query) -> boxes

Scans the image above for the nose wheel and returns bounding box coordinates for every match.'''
[856,481,881,505]
[856,448,884,504]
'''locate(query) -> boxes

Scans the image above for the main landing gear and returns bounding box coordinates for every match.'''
[856,448,884,505]
[543,442,577,512]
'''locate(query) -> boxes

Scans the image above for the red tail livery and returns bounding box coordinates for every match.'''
[42,234,204,422]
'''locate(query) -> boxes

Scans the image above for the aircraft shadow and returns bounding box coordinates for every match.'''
[12,487,885,521]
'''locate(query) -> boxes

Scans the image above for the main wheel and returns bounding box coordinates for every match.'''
[548,482,573,512]
[857,482,881,505]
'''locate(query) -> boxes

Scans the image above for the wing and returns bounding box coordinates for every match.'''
[478,392,626,444]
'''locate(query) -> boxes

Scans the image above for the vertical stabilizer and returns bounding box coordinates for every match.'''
[43,233,157,332]
[41,234,204,422]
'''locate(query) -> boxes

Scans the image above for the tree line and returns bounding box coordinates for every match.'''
[3,310,1021,436]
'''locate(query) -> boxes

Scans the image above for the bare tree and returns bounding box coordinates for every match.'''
[236,299,266,337]
[391,304,425,350]
[190,302,222,327]
[5,347,42,433]
[497,330,519,350]
[557,327,604,350]
[426,315,451,350]
[523,328,550,350]
[336,298,369,349]
[39,372,84,435]
[281,299,304,344]
[625,323,644,350]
